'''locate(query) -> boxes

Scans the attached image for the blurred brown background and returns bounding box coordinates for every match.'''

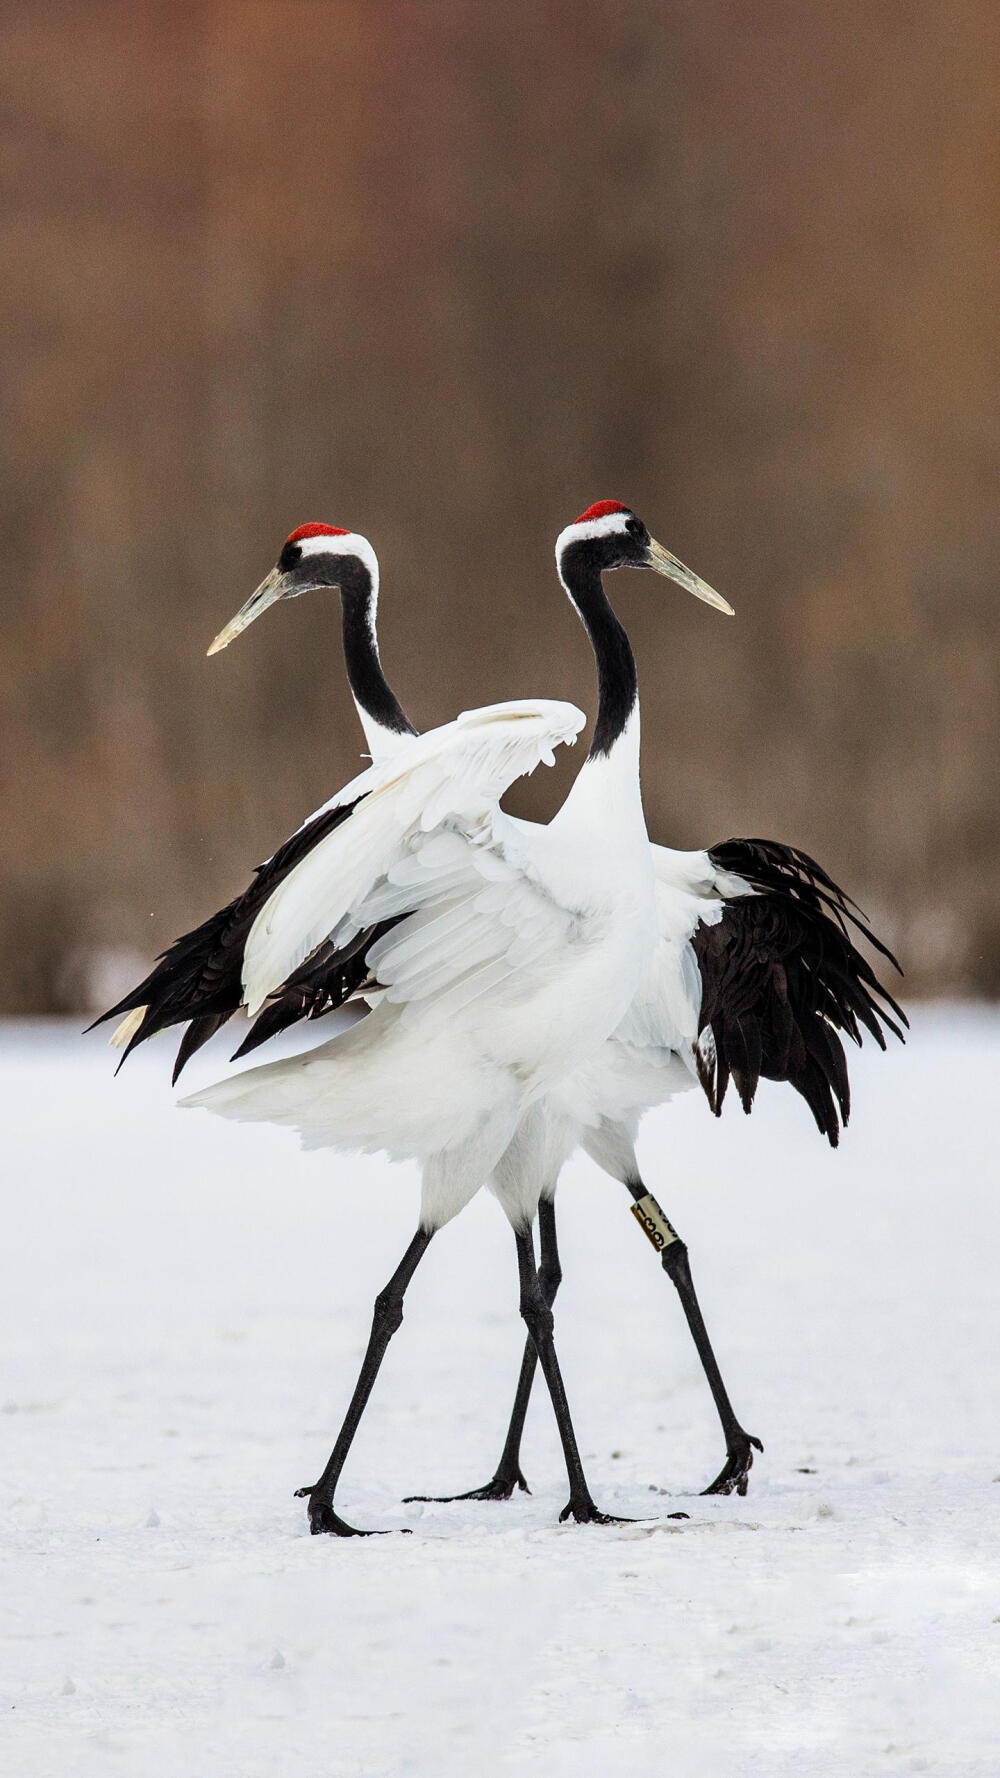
[2,0,998,1013]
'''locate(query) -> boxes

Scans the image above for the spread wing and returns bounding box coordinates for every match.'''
[242,699,586,1024]
[610,839,905,1147]
[691,838,905,1145]
[88,794,366,1080]
[93,699,583,1080]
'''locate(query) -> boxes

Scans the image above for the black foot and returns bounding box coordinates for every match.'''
[701,1432,764,1498]
[558,1496,636,1526]
[403,1468,530,1504]
[295,1484,397,1537]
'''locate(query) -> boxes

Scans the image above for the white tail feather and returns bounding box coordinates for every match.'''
[109,1006,147,1049]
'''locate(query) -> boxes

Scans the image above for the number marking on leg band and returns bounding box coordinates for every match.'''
[630,1193,679,1251]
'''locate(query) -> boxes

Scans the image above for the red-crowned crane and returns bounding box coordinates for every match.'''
[182,506,903,1502]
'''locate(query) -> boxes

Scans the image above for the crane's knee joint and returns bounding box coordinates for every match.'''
[520,1300,554,1344]
[538,1260,562,1301]
[373,1284,405,1335]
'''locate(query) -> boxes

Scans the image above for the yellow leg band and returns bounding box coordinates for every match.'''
[630,1193,680,1252]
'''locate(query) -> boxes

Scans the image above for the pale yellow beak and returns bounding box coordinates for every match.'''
[207,567,285,656]
[645,537,734,615]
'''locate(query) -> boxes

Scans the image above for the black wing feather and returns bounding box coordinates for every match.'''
[89,798,362,1078]
[228,919,400,1061]
[692,838,906,1148]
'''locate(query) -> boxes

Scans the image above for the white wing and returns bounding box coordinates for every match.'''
[242,699,586,1017]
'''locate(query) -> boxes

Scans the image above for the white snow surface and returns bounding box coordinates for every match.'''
[2,1009,998,1776]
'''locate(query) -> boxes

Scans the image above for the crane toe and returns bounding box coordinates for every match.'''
[558,1496,638,1526]
[295,1486,402,1537]
[403,1468,530,1504]
[701,1431,764,1497]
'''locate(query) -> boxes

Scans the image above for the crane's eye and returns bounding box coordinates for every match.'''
[625,517,642,538]
[278,542,302,572]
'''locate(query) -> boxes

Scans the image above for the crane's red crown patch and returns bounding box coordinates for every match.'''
[573,500,630,524]
[286,522,350,544]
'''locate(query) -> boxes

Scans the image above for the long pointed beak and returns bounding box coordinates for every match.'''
[645,538,734,615]
[207,567,286,656]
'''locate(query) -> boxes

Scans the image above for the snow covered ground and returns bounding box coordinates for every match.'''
[2,1009,998,1776]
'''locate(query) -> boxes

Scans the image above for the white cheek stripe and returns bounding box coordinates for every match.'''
[554,511,632,560]
[296,531,380,588]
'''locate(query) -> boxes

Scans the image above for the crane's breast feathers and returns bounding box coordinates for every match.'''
[241,699,585,1018]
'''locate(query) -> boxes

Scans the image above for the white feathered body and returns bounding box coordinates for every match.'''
[183,701,659,1225]
[500,843,750,1205]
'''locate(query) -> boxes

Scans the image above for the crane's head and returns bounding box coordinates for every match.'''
[207,523,378,655]
[555,500,733,614]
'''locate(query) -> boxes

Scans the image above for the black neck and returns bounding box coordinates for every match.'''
[338,562,415,741]
[558,542,638,757]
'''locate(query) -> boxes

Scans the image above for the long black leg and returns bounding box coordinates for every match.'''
[407,1174,759,1506]
[404,1196,560,1504]
[625,1180,762,1496]
[296,1226,433,1535]
[513,1220,623,1525]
